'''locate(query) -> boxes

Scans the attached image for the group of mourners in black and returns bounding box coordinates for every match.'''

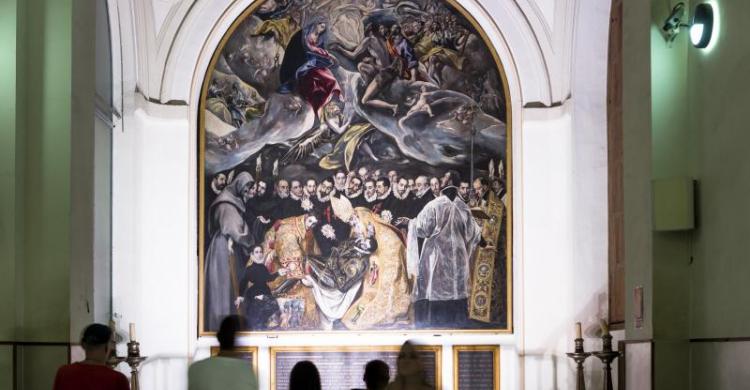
[208,165,505,244]
[205,163,506,331]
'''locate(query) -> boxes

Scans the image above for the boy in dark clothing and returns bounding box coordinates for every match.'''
[235,246,288,329]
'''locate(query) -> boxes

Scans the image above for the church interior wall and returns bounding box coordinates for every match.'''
[0,0,22,386]
[0,0,76,388]
[622,0,750,388]
[0,0,23,344]
[0,0,616,388]
[622,0,694,386]
[15,0,750,388]
[686,0,750,388]
[622,0,655,346]
[648,0,692,388]
[107,0,616,389]
[10,0,74,345]
[70,0,118,346]
[687,0,750,340]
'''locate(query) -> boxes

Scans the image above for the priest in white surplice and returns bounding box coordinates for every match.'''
[406,172,481,328]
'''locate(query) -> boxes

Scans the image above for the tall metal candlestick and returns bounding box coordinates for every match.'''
[592,334,620,390]
[566,337,591,390]
[108,339,148,390]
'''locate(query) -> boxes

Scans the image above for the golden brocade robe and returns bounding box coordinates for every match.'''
[468,192,505,323]
[264,209,411,330]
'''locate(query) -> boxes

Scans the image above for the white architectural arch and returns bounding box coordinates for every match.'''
[150,0,574,108]
[109,0,612,388]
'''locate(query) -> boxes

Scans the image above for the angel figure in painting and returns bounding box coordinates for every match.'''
[404,85,435,118]
[282,101,351,162]
[329,23,391,84]
[278,19,342,119]
[252,0,300,48]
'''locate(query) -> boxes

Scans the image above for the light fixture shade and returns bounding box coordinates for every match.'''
[691,3,714,48]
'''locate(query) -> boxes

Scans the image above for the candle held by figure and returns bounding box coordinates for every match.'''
[129,323,136,342]
[575,322,582,339]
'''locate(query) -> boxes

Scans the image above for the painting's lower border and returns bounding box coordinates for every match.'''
[269,345,442,390]
[210,345,259,376]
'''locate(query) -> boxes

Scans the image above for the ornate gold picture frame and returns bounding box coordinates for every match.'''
[210,345,259,376]
[270,344,442,390]
[452,345,500,390]
[198,0,513,335]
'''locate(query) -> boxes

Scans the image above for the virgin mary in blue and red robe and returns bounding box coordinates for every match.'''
[278,21,342,115]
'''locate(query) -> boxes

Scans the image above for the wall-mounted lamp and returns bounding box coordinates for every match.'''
[661,2,715,49]
[690,4,714,48]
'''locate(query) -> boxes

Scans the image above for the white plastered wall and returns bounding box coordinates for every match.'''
[110,0,613,388]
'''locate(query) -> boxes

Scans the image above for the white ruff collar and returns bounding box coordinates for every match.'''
[364,191,378,202]
[393,188,410,200]
[290,193,301,201]
[211,182,222,195]
[415,187,430,198]
[376,187,392,200]
[346,188,363,198]
[317,192,330,203]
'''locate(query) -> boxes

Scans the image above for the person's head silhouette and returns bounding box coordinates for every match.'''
[289,360,321,390]
[390,341,432,390]
[80,323,115,364]
[217,315,242,353]
[363,359,390,390]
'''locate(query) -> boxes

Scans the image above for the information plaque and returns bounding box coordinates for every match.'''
[270,345,442,390]
[453,345,500,390]
[210,346,258,375]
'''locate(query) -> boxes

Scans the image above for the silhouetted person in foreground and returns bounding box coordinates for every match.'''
[53,323,130,390]
[289,360,322,390]
[189,315,258,390]
[385,341,433,390]
[364,359,390,390]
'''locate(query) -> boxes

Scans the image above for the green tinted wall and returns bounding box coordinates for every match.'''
[20,0,73,343]
[0,0,73,387]
[647,1,693,387]
[627,0,750,388]
[0,0,21,343]
[688,0,750,339]
[0,346,12,389]
[687,4,750,384]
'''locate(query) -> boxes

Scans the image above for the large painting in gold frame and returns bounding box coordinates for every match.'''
[198,0,512,335]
